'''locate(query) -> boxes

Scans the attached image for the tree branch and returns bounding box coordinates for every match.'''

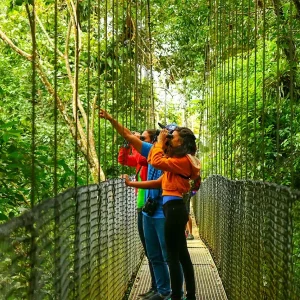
[0,29,32,61]
[36,14,65,58]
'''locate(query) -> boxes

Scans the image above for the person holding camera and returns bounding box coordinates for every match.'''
[149,127,200,300]
[124,127,200,300]
[99,109,171,300]
[118,129,158,296]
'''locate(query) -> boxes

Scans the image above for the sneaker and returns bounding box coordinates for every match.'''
[186,233,194,240]
[138,289,157,299]
[147,292,171,300]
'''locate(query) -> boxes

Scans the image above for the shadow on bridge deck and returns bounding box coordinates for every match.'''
[129,210,228,300]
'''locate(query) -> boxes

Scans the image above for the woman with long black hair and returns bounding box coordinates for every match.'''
[125,127,200,300]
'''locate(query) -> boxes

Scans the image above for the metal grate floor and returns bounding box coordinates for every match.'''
[128,225,227,300]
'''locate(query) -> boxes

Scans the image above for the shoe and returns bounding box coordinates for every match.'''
[186,234,194,240]
[138,289,157,298]
[147,292,171,300]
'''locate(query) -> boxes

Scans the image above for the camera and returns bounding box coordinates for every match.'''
[142,197,158,216]
[152,122,177,142]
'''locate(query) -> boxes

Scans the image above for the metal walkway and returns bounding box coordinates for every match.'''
[129,213,228,300]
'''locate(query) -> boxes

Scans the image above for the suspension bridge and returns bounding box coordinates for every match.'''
[0,0,299,299]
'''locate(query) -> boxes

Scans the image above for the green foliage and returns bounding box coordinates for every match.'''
[0,0,153,220]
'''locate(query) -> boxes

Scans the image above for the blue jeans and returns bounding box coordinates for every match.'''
[138,211,156,290]
[143,215,171,296]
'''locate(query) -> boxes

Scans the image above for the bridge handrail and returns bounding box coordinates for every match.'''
[194,175,300,300]
[0,179,143,299]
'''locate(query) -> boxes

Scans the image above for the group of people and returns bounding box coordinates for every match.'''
[99,109,201,300]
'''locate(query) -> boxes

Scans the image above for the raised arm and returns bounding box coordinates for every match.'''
[99,109,143,153]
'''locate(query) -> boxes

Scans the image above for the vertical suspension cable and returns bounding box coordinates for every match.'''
[73,1,80,298]
[220,2,224,177]
[240,0,245,179]
[229,0,234,180]
[245,0,250,180]
[203,37,209,179]
[222,4,226,178]
[237,4,243,293]
[87,0,91,184]
[275,0,280,183]
[261,0,266,181]
[97,0,101,184]
[208,0,212,176]
[141,0,146,130]
[234,0,238,179]
[53,0,60,296]
[120,0,129,288]
[289,0,295,187]
[121,0,127,144]
[103,0,108,175]
[53,1,58,200]
[225,5,229,179]
[253,0,258,180]
[214,2,218,175]
[217,1,223,176]
[211,8,214,176]
[226,1,231,179]
[111,0,116,294]
[146,0,154,127]
[140,0,145,130]
[28,0,37,296]
[120,0,126,175]
[128,0,133,131]
[134,0,139,130]
[29,2,36,209]
[111,0,116,176]
[254,1,261,292]
[86,0,92,295]
[74,0,79,188]
[96,0,103,296]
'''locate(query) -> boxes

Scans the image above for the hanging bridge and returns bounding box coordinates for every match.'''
[0,0,300,299]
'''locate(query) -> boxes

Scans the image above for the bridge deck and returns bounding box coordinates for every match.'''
[129,211,228,300]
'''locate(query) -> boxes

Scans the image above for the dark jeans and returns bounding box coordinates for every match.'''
[138,210,157,291]
[163,201,196,300]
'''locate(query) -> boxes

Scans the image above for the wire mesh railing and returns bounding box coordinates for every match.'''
[0,179,142,300]
[194,175,300,300]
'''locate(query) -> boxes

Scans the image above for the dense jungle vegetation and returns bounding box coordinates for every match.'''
[0,0,299,219]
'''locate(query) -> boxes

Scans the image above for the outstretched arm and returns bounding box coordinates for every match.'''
[121,174,162,189]
[99,109,143,153]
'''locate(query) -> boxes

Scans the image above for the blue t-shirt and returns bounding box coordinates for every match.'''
[141,142,164,218]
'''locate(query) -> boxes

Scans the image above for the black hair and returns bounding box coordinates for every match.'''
[145,129,157,143]
[167,127,197,157]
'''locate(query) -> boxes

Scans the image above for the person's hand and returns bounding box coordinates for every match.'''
[133,131,141,139]
[157,129,168,145]
[99,109,112,121]
[120,174,131,186]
